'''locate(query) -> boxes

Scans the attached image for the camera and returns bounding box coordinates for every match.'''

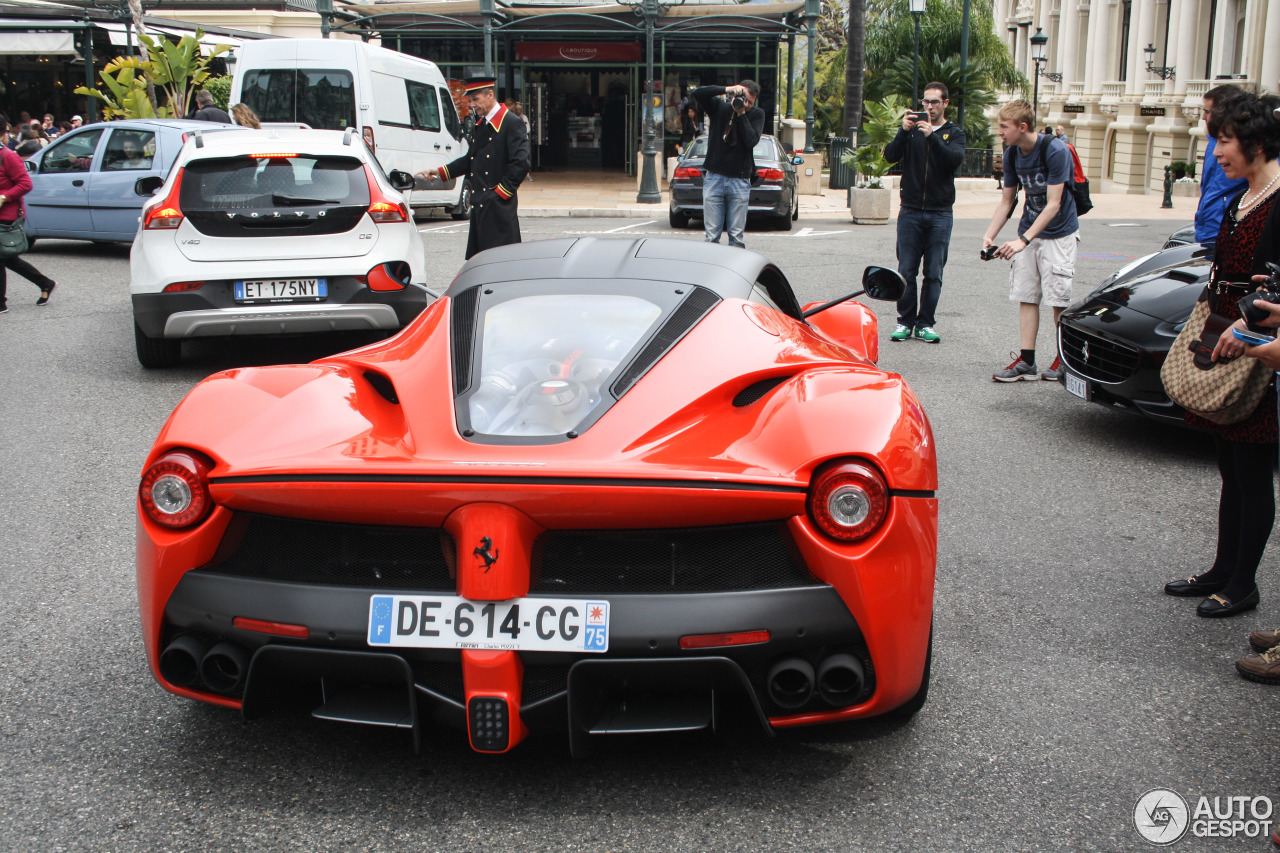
[1238,262,1280,330]
[910,111,929,123]
[732,95,746,110]
[980,246,999,261]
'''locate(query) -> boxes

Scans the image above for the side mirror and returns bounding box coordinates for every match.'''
[134,175,164,197]
[388,169,416,192]
[791,156,804,165]
[24,160,35,174]
[861,265,907,302]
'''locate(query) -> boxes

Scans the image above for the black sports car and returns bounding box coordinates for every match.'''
[669,134,801,231]
[1057,238,1212,427]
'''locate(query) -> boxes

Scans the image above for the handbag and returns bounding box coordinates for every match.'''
[1160,286,1273,424]
[0,215,28,258]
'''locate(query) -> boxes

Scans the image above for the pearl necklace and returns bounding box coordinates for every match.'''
[1240,169,1280,211]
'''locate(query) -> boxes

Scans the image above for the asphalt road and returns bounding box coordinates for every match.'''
[0,213,1274,853]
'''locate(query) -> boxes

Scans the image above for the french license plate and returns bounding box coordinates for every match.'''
[234,278,326,302]
[1065,372,1090,400]
[367,594,609,653]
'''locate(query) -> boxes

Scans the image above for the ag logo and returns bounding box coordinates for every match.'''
[1134,788,1190,845]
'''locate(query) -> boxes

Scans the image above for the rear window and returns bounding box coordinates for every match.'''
[239,69,357,130]
[682,137,777,160]
[179,155,370,210]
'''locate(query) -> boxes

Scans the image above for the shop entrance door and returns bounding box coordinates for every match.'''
[520,64,636,173]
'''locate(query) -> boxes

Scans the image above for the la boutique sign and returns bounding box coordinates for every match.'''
[515,42,643,62]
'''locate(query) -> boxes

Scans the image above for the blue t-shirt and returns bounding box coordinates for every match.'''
[1003,135,1078,240]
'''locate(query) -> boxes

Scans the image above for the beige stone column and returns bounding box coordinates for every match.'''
[1260,0,1280,93]
[1126,0,1157,95]
[1210,0,1234,77]
[1171,0,1200,96]
[1084,0,1112,92]
[1058,0,1084,85]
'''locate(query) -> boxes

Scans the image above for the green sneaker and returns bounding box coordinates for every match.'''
[890,324,913,342]
[913,326,941,343]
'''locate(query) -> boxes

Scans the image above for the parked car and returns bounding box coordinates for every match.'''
[669,134,801,230]
[1163,222,1196,248]
[135,237,938,756]
[130,127,431,368]
[1056,226,1212,427]
[22,119,247,245]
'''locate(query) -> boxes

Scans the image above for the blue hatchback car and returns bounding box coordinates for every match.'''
[21,119,247,245]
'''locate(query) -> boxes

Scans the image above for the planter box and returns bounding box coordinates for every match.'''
[850,187,891,225]
[1172,182,1200,198]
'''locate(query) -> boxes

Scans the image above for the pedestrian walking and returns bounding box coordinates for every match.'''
[983,100,1079,382]
[691,81,764,248]
[230,103,260,129]
[883,81,966,344]
[191,91,232,124]
[0,116,55,314]
[416,76,530,260]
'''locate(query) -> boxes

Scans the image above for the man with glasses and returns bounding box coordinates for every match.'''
[691,81,764,248]
[884,82,966,344]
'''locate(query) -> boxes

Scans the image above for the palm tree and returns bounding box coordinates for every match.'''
[843,0,866,140]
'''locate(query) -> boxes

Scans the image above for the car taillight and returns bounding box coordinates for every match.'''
[806,459,889,543]
[139,450,214,529]
[756,167,784,182]
[162,281,205,293]
[363,126,375,152]
[363,165,408,223]
[143,168,184,230]
[674,166,701,179]
[366,261,411,291]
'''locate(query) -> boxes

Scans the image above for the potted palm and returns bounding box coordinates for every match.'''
[842,96,905,225]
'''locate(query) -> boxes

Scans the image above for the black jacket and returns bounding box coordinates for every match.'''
[193,105,232,124]
[442,103,531,260]
[691,86,764,181]
[883,119,966,211]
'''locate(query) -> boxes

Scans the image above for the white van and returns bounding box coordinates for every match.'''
[230,38,471,219]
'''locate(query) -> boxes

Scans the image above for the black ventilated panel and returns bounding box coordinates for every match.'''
[205,515,455,590]
[1060,324,1142,383]
[532,522,816,594]
[452,286,480,394]
[412,659,465,702]
[733,376,789,407]
[610,287,721,398]
[409,661,568,706]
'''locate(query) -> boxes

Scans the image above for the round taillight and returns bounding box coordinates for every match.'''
[806,459,889,543]
[139,451,213,528]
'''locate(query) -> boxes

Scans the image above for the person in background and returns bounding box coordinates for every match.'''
[1195,84,1248,245]
[57,121,70,137]
[230,103,260,129]
[883,81,966,345]
[1165,93,1280,622]
[41,114,57,138]
[680,105,700,152]
[14,129,41,159]
[511,102,531,181]
[983,99,1079,382]
[191,91,231,124]
[0,115,56,314]
[69,115,82,130]
[691,80,764,249]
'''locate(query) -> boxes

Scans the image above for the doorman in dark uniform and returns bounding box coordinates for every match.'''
[418,76,530,260]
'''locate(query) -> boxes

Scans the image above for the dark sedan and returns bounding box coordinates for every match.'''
[1057,240,1212,427]
[669,134,801,231]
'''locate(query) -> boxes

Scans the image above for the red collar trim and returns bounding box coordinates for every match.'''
[488,104,508,132]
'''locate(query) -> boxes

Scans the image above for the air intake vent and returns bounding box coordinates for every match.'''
[363,371,399,404]
[610,287,720,398]
[451,286,480,394]
[733,375,789,407]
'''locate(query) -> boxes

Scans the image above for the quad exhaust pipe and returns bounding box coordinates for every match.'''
[158,634,207,688]
[158,636,249,694]
[201,641,249,693]
[767,654,866,711]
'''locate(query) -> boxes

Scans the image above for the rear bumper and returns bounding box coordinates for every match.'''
[670,182,790,217]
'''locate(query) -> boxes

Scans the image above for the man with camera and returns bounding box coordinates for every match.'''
[982,99,1078,382]
[883,82,966,344]
[691,82,765,248]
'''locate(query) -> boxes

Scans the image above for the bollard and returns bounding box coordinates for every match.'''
[1162,164,1174,209]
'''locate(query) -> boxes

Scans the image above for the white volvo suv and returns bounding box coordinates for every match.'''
[130,128,431,368]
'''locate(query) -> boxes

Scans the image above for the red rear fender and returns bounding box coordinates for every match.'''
[804,301,880,363]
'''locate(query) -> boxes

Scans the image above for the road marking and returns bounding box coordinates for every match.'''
[793,227,849,237]
[600,220,655,233]
[419,223,465,233]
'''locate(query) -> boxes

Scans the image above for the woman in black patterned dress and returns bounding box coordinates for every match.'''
[1164,93,1280,617]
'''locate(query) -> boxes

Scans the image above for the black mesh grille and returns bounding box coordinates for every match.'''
[1060,324,1142,382]
[532,522,816,594]
[205,515,455,590]
[733,376,789,407]
[611,287,721,398]
[408,660,568,706]
[452,286,480,394]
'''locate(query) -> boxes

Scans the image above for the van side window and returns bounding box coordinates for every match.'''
[406,82,440,132]
[439,87,462,140]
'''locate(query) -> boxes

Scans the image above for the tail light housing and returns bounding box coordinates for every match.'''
[162,281,205,293]
[806,459,889,543]
[139,450,214,529]
[362,125,375,152]
[756,167,785,182]
[673,166,701,179]
[363,165,408,223]
[142,168,184,230]
[366,261,411,291]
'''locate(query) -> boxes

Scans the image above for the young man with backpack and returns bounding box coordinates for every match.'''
[982,100,1080,382]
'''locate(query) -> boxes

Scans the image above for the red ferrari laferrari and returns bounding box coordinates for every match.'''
[136,237,937,755]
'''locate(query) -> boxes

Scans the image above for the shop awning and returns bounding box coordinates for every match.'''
[0,29,74,53]
[100,21,245,52]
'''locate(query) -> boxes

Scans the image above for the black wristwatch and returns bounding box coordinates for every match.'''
[1018,234,1030,245]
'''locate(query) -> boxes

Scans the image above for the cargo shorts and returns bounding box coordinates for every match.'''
[1009,231,1079,307]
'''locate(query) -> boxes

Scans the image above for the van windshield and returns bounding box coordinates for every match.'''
[239,69,357,130]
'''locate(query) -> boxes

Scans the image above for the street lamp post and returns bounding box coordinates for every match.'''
[803,0,817,153]
[1029,26,1048,124]
[909,0,925,106]
[630,0,683,203]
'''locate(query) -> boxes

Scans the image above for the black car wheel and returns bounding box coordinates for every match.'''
[451,185,471,221]
[774,195,795,231]
[791,192,800,221]
[134,322,181,369]
[669,208,692,229]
